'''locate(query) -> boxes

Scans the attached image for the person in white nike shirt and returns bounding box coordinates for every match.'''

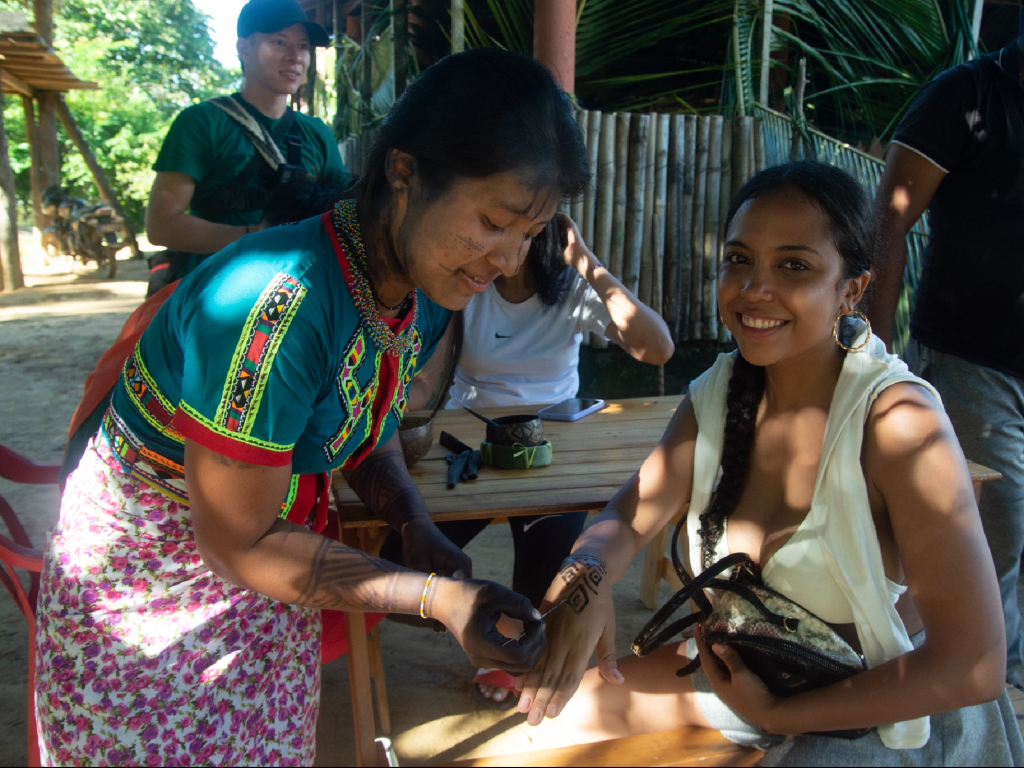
[383,214,673,706]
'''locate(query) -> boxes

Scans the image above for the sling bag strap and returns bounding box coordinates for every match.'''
[189,94,303,221]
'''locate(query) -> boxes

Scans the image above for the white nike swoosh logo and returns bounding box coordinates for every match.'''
[522,515,559,533]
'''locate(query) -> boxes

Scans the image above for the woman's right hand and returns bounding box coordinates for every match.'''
[429,576,546,674]
[516,556,625,725]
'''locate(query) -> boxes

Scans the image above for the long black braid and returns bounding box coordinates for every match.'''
[698,353,766,568]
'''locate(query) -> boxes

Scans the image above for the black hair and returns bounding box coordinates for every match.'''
[698,161,873,568]
[353,47,590,286]
[262,178,347,227]
[525,217,575,307]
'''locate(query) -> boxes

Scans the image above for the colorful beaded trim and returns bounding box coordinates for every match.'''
[331,201,419,356]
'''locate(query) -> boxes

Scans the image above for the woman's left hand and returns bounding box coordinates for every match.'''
[694,624,784,733]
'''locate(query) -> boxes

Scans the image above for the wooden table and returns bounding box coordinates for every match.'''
[332,396,679,765]
[331,397,1002,765]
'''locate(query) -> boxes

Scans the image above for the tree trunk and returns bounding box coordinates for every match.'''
[0,80,25,290]
[55,96,141,257]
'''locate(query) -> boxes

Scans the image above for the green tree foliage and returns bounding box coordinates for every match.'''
[2,0,235,229]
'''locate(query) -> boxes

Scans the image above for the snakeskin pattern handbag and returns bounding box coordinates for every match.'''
[633,514,869,737]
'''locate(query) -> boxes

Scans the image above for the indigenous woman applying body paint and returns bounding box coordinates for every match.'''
[517,163,1024,765]
[35,48,588,766]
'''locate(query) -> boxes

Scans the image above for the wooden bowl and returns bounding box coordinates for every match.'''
[486,414,545,447]
[398,416,434,466]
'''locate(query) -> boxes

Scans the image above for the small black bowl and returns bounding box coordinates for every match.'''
[486,414,545,447]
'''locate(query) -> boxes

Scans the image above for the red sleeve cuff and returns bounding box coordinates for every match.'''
[172,405,293,467]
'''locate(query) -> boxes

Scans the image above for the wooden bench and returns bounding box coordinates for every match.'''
[444,727,763,767]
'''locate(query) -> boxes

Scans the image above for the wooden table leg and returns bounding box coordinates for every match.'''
[640,525,669,610]
[346,611,378,767]
[973,479,983,505]
[367,625,391,734]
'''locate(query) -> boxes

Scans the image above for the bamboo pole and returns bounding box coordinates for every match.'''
[591,111,615,350]
[680,115,697,341]
[718,119,734,345]
[581,110,601,248]
[754,117,766,172]
[703,115,724,339]
[759,0,774,107]
[734,115,754,192]
[689,117,709,341]
[571,109,587,225]
[664,115,683,338]
[21,95,44,238]
[0,79,24,290]
[652,113,669,320]
[610,112,631,281]
[639,113,658,306]
[732,0,747,117]
[55,96,141,258]
[623,114,650,297]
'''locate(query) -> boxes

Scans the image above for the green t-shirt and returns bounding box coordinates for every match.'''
[154,93,347,228]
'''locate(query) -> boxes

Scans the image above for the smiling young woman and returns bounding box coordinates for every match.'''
[514,162,1023,766]
[35,48,588,766]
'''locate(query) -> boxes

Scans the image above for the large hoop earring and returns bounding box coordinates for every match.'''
[833,309,871,352]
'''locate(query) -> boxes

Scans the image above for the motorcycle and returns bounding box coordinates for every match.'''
[41,186,123,278]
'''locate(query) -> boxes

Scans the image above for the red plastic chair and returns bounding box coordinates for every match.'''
[0,444,60,768]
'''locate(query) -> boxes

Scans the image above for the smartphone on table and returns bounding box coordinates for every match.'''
[538,398,606,422]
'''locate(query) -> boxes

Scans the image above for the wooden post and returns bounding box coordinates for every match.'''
[55,96,141,257]
[0,79,24,291]
[451,0,465,53]
[22,95,45,239]
[34,1,59,206]
[689,117,709,341]
[610,112,631,282]
[591,111,615,350]
[680,115,697,341]
[534,0,576,92]
[703,115,723,339]
[392,0,409,99]
[759,0,774,106]
[623,114,650,296]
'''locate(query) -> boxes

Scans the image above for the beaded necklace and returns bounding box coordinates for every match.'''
[332,200,419,356]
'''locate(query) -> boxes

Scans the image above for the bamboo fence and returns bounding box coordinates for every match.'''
[569,108,767,346]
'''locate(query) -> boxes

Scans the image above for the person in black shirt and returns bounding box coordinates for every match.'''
[869,11,1024,686]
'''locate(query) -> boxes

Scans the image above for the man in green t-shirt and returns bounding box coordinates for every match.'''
[145,0,346,290]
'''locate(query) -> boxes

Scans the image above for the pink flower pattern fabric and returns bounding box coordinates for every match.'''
[35,436,321,766]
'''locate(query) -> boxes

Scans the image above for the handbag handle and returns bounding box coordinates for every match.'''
[632,512,794,657]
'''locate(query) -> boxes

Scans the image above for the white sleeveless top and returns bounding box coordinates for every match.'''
[685,322,939,749]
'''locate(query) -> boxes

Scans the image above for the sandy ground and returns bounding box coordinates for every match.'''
[0,237,679,765]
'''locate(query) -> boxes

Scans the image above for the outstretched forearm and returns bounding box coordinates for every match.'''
[341,432,431,530]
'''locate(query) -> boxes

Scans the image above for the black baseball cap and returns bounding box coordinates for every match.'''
[237,0,331,47]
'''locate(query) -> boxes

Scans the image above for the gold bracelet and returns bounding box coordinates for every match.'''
[420,572,436,620]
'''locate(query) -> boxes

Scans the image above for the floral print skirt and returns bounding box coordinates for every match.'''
[35,433,321,767]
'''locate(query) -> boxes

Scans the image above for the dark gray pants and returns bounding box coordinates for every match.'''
[907,341,1024,686]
